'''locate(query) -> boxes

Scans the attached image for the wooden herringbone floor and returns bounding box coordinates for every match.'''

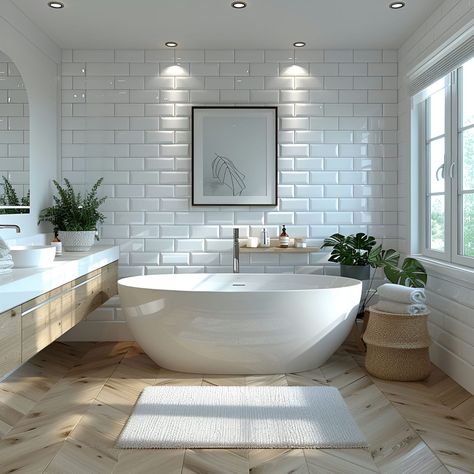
[0,341,472,474]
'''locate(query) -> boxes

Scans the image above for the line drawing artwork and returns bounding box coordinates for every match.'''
[211,153,246,196]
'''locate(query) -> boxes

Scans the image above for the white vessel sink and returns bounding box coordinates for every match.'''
[9,245,56,268]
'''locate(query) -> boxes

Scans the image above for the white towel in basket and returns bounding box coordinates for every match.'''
[377,283,426,304]
[373,300,428,316]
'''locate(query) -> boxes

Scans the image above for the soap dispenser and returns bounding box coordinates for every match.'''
[279,225,289,248]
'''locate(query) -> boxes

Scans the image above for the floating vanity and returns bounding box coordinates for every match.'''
[0,245,119,378]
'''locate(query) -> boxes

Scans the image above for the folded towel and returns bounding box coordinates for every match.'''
[0,262,14,270]
[377,283,426,304]
[373,300,428,316]
[0,237,10,258]
[0,267,12,275]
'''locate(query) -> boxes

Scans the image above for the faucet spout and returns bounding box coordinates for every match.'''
[0,224,21,233]
[233,228,240,274]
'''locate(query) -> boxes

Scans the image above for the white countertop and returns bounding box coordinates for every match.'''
[0,245,119,313]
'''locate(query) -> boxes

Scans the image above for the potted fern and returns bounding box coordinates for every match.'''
[38,178,106,252]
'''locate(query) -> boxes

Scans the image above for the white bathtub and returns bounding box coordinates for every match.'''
[118,274,361,375]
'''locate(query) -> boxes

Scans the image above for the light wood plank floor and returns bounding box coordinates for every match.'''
[0,341,472,474]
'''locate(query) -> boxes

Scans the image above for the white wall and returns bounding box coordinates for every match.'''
[59,48,399,340]
[398,0,474,393]
[0,1,60,237]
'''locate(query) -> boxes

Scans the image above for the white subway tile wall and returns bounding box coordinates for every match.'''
[61,49,398,322]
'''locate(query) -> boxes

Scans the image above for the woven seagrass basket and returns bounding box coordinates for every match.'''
[362,306,431,381]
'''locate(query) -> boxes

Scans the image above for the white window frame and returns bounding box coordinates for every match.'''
[418,62,474,268]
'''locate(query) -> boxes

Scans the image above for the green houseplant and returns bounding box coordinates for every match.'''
[322,232,427,316]
[38,178,106,252]
[0,176,30,214]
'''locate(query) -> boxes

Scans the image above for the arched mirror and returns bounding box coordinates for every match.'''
[0,49,29,214]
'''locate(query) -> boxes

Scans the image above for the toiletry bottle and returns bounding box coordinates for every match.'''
[51,230,62,256]
[279,225,289,248]
[260,228,270,247]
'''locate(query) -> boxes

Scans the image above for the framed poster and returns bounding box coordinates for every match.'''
[192,106,277,206]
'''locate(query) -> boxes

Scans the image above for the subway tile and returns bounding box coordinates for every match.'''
[205,77,234,89]
[159,116,189,130]
[324,50,353,62]
[280,117,309,130]
[295,185,324,197]
[190,90,220,103]
[294,158,323,170]
[235,77,264,89]
[338,63,368,76]
[280,144,309,158]
[74,50,114,62]
[190,63,220,76]
[250,90,279,103]
[205,50,234,62]
[354,50,382,62]
[368,63,398,76]
[235,50,264,62]
[115,104,144,116]
[175,76,206,89]
[115,50,145,62]
[144,77,174,89]
[220,90,250,103]
[249,63,279,76]
[130,90,160,103]
[309,90,339,103]
[280,90,309,103]
[280,171,309,184]
[86,63,129,75]
[220,63,249,76]
[159,64,190,76]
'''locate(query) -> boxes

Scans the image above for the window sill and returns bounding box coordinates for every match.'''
[412,255,474,290]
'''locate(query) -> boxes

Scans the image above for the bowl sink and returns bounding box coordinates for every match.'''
[9,245,56,268]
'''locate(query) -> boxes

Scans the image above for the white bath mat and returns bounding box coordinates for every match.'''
[117,386,367,449]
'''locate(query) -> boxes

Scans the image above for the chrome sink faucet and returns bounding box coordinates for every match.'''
[233,228,240,273]
[0,224,21,233]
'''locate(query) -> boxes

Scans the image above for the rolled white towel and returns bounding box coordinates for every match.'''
[373,300,428,316]
[0,237,10,259]
[377,283,426,304]
[0,268,12,275]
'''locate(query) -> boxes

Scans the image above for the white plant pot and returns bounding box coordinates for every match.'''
[59,230,96,252]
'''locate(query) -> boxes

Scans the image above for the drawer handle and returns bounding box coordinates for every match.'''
[11,310,17,317]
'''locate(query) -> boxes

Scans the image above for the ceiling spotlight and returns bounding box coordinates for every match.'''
[165,41,178,48]
[293,42,306,48]
[48,1,64,8]
[231,1,247,9]
[389,2,405,9]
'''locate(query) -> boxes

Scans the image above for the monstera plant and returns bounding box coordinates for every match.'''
[322,232,427,316]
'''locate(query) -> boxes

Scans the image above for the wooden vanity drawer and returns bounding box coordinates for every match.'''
[22,302,51,362]
[0,306,21,377]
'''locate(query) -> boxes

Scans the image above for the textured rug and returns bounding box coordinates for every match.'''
[117,386,367,449]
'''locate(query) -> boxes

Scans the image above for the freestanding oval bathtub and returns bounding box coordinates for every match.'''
[118,274,361,375]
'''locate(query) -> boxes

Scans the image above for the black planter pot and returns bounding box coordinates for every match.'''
[340,264,370,280]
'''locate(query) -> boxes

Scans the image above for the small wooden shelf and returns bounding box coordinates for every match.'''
[240,246,320,253]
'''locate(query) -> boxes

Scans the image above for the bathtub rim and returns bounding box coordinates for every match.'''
[118,273,362,294]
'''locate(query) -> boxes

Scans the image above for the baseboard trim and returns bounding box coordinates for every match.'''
[59,321,133,341]
[430,341,474,395]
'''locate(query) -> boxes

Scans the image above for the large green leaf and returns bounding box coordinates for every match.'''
[384,257,427,288]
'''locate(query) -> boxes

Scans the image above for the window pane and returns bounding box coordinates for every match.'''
[428,88,445,139]
[429,195,445,251]
[461,57,474,128]
[429,137,445,193]
[462,128,474,190]
[462,193,474,257]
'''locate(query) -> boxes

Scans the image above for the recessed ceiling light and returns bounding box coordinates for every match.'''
[165,41,178,48]
[231,1,247,9]
[48,1,64,8]
[389,2,405,9]
[293,42,306,48]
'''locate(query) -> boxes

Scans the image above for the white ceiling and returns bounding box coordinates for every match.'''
[11,0,444,50]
